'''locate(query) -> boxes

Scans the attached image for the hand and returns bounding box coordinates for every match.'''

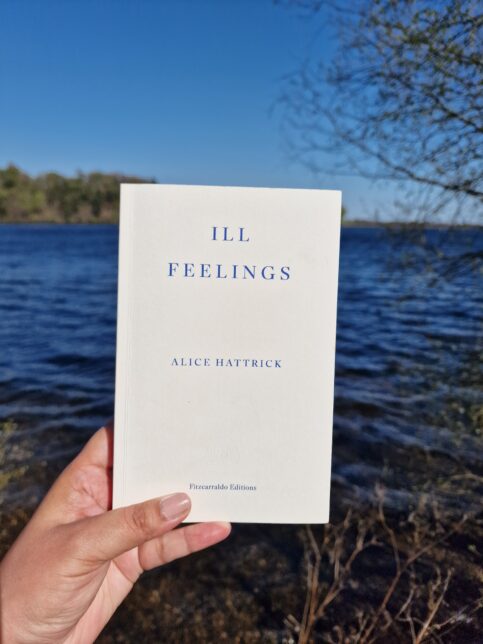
[0,424,231,643]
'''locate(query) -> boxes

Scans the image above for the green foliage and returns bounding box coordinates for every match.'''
[0,165,152,223]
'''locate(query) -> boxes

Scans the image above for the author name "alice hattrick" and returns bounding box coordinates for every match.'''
[171,357,282,368]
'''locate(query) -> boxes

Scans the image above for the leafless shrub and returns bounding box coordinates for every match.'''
[287,487,481,643]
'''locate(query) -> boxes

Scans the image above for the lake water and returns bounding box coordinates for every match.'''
[0,225,482,516]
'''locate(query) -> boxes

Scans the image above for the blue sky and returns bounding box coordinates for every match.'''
[0,0,389,219]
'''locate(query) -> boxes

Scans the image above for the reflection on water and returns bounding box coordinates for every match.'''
[0,225,481,514]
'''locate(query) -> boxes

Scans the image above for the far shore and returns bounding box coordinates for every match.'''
[2,167,481,229]
[0,219,481,229]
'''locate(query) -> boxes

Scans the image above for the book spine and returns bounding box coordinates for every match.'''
[112,185,134,508]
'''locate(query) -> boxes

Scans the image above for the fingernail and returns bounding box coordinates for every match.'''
[160,492,191,521]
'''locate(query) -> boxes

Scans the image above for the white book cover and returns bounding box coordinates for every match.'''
[113,184,341,523]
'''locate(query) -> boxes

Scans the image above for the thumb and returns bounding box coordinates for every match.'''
[69,492,191,563]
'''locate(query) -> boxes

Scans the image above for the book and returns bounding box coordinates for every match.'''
[113,184,341,523]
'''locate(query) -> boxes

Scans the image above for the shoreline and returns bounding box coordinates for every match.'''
[0,220,481,230]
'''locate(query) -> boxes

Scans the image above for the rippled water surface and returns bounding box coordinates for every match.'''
[0,225,482,513]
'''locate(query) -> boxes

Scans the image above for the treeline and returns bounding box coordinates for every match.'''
[0,165,152,223]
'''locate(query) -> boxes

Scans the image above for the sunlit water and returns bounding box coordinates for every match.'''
[0,225,481,514]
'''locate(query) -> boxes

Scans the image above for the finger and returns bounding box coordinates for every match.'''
[29,424,114,528]
[46,424,113,501]
[70,492,191,563]
[138,521,232,571]
[73,422,113,470]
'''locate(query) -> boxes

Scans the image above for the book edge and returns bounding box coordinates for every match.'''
[112,185,134,509]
